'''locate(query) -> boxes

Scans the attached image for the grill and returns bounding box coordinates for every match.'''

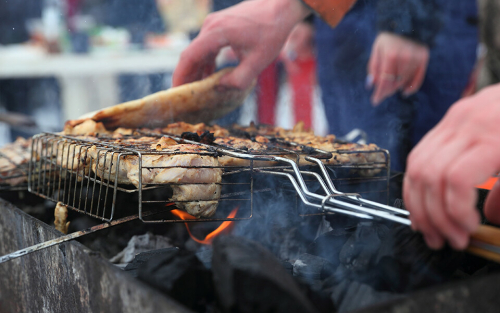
[0,146,30,191]
[27,130,391,224]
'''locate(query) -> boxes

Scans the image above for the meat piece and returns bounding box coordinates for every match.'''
[88,138,222,218]
[63,119,111,136]
[54,202,70,234]
[171,184,220,218]
[162,121,229,138]
[0,137,31,186]
[66,68,255,130]
[214,137,279,167]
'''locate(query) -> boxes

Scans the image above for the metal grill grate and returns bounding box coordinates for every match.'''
[28,130,391,223]
[0,150,30,191]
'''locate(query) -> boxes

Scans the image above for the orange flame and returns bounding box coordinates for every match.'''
[170,207,239,245]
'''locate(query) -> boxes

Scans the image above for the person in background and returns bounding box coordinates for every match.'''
[175,0,477,172]
[104,0,167,102]
[0,0,61,142]
[476,0,500,90]
[316,0,478,171]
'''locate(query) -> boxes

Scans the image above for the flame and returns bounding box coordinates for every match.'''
[170,207,239,245]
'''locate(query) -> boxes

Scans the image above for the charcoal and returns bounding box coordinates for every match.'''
[212,235,318,313]
[137,248,214,311]
[307,227,354,268]
[386,225,460,291]
[124,247,179,277]
[339,223,387,272]
[326,279,401,313]
[293,253,336,281]
[109,232,173,264]
[353,272,500,313]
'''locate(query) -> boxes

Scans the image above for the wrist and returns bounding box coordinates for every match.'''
[270,0,312,30]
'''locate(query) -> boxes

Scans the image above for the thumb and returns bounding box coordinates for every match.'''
[484,179,500,225]
[220,53,268,90]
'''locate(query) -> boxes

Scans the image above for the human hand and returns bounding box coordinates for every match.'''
[280,22,315,74]
[367,32,430,106]
[172,0,311,90]
[404,84,500,250]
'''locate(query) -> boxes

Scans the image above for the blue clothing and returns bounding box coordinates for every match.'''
[315,0,477,171]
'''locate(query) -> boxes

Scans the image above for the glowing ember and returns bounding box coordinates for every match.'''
[171,207,239,245]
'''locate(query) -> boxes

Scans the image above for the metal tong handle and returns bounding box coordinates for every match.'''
[272,156,412,225]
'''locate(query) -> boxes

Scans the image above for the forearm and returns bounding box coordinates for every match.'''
[269,0,313,30]
[301,0,357,27]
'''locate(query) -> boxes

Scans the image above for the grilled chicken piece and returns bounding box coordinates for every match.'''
[54,202,70,234]
[88,138,222,218]
[214,136,280,167]
[161,122,229,137]
[0,137,31,186]
[241,123,385,168]
[63,119,111,136]
[171,184,220,218]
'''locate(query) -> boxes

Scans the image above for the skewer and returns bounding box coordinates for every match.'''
[0,209,161,264]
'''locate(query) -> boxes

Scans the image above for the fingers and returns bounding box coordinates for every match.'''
[368,33,430,105]
[406,142,494,250]
[172,31,228,87]
[367,43,381,89]
[404,174,445,249]
[485,180,500,224]
[405,127,474,249]
[371,50,400,106]
[402,49,429,96]
[219,52,267,90]
[424,180,471,249]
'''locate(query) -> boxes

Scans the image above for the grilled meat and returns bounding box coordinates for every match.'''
[161,121,229,137]
[88,137,222,218]
[54,202,70,234]
[66,68,254,130]
[0,137,31,186]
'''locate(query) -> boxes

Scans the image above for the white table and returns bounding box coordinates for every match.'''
[0,46,183,122]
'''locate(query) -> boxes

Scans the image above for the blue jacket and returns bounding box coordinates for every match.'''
[315,0,477,171]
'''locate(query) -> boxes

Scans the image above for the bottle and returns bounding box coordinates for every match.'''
[42,0,65,53]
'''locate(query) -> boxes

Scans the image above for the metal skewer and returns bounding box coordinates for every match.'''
[0,209,161,264]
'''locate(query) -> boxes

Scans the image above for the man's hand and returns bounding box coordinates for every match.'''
[172,0,311,90]
[404,84,500,250]
[280,22,315,74]
[367,32,430,106]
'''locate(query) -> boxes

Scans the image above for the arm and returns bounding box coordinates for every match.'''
[367,0,441,105]
[172,0,356,89]
[404,83,500,250]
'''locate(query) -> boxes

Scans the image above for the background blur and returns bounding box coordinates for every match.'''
[0,0,497,145]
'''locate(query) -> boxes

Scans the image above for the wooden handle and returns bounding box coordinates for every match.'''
[470,224,500,246]
[466,225,500,263]
[466,245,500,263]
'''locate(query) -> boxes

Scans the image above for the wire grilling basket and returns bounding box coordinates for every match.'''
[0,139,31,191]
[27,131,392,223]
